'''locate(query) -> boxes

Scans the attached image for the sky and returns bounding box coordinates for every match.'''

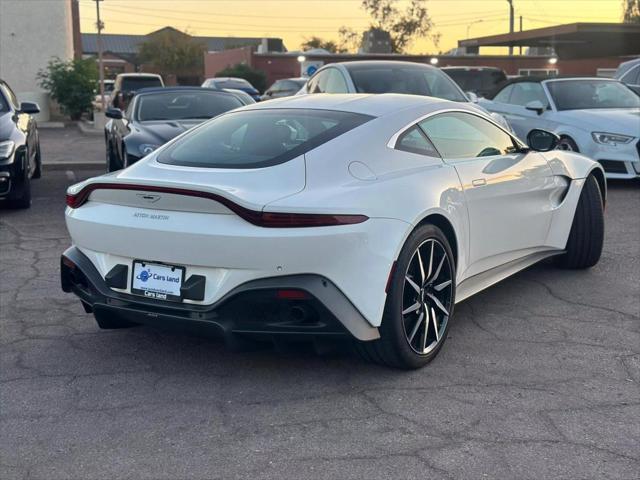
[79,0,624,54]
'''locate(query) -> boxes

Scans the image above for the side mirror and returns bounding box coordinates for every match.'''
[525,100,545,115]
[527,129,559,152]
[466,91,479,103]
[19,102,40,114]
[105,107,123,120]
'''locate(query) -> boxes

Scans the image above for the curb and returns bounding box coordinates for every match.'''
[38,121,66,129]
[77,121,103,136]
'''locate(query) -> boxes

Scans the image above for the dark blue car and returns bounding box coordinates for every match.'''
[201,77,261,101]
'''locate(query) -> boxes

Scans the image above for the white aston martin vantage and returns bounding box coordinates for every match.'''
[61,94,606,369]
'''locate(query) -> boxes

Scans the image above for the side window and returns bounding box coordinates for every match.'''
[419,112,517,160]
[492,84,513,103]
[325,69,349,93]
[1,84,19,109]
[396,126,440,157]
[626,65,640,84]
[308,70,329,93]
[509,82,547,106]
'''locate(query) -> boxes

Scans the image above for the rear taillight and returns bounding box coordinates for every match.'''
[276,289,310,300]
[65,183,368,228]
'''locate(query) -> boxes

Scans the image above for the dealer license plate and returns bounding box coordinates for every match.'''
[131,261,185,302]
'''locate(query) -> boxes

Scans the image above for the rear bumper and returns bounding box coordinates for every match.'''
[61,246,379,341]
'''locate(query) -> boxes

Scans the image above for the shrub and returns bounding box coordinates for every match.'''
[37,57,98,120]
[216,63,267,93]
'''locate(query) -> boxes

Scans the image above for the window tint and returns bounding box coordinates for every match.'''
[419,112,517,160]
[158,108,373,169]
[345,63,467,101]
[136,92,242,121]
[396,126,440,157]
[493,84,513,103]
[508,82,547,106]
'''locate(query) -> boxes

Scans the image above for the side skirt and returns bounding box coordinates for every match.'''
[455,250,564,304]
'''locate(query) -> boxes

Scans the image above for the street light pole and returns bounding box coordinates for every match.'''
[95,0,105,111]
[507,0,514,55]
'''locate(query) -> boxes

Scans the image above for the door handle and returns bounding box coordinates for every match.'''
[472,178,487,187]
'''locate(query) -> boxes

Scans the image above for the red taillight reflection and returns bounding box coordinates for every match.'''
[64,183,368,228]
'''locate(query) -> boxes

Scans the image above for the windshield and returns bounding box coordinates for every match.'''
[215,79,254,90]
[443,69,506,94]
[546,80,640,110]
[346,63,467,101]
[158,108,373,169]
[136,91,243,122]
[121,77,163,92]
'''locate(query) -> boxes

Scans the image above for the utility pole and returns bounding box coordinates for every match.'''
[466,19,483,40]
[519,15,523,55]
[507,0,514,56]
[95,0,105,111]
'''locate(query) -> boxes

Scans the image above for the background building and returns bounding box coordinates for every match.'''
[81,29,285,82]
[0,0,75,120]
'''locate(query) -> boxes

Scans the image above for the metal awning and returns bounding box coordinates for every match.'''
[458,23,640,59]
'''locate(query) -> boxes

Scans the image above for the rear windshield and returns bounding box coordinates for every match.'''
[136,91,242,121]
[121,77,163,91]
[443,69,506,93]
[215,79,253,90]
[346,63,467,102]
[158,108,373,169]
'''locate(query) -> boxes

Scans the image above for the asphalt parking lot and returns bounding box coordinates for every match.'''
[1,128,639,479]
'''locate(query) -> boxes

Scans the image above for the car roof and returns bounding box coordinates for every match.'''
[441,66,503,71]
[116,73,162,78]
[133,86,240,97]
[335,60,435,70]
[241,93,449,117]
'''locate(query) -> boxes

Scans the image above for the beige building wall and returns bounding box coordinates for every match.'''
[0,0,74,120]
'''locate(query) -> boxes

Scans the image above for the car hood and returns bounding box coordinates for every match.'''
[554,108,640,136]
[133,119,206,145]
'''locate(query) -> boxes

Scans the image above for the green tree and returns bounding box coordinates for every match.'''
[216,63,267,93]
[622,0,640,22]
[340,0,439,53]
[138,28,206,79]
[300,36,343,53]
[37,57,97,120]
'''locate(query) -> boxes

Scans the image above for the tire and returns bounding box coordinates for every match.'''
[94,310,137,329]
[557,136,579,152]
[356,224,456,369]
[555,175,604,269]
[106,142,117,172]
[32,141,42,179]
[8,148,32,209]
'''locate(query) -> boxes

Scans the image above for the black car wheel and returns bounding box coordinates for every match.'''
[355,224,455,369]
[555,175,604,269]
[106,142,118,172]
[32,141,42,179]
[8,148,32,209]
